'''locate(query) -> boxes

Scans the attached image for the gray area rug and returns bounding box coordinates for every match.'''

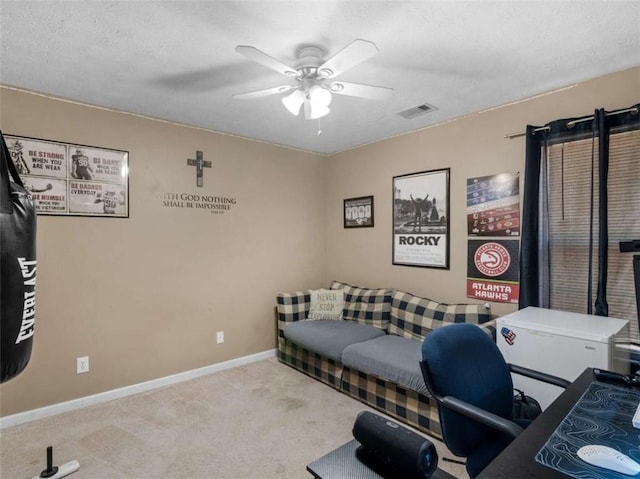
[0,358,466,478]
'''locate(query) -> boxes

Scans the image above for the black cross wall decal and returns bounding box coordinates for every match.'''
[187,150,212,187]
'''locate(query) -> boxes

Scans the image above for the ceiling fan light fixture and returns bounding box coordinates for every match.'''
[234,39,392,122]
[309,85,331,105]
[307,85,331,119]
[310,104,330,120]
[306,85,332,120]
[282,89,306,116]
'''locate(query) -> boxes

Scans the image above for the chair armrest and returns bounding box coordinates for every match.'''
[441,396,523,439]
[508,364,571,389]
[420,359,523,439]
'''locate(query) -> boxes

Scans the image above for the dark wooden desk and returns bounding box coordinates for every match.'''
[477,367,594,479]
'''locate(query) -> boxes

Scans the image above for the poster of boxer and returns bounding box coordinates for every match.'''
[6,135,128,217]
[393,168,449,269]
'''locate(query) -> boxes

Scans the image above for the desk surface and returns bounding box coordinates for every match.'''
[307,439,455,479]
[477,367,595,479]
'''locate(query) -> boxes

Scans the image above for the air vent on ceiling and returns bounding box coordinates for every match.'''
[398,103,438,119]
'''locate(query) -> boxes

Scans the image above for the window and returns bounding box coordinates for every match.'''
[545,128,640,338]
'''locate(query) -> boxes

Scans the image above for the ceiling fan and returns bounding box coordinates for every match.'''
[232,39,393,120]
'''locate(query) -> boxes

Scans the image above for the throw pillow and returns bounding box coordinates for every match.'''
[330,281,392,330]
[307,289,344,320]
[389,290,491,340]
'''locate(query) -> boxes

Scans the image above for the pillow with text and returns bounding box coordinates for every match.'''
[308,289,344,320]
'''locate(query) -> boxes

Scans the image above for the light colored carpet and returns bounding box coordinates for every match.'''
[0,358,467,478]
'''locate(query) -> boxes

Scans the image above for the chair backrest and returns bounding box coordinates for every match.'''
[421,323,514,457]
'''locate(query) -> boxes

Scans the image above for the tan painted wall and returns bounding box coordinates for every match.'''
[326,67,640,318]
[0,87,328,416]
[1,67,638,417]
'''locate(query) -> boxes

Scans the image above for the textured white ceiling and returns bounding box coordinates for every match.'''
[1,1,639,154]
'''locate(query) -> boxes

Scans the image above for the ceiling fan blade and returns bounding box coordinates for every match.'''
[329,81,393,100]
[235,45,298,77]
[318,39,379,78]
[232,85,294,100]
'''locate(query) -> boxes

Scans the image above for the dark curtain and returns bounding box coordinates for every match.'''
[519,125,543,309]
[595,109,609,316]
[518,103,640,314]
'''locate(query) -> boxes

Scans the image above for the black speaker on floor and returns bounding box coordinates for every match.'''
[352,411,438,478]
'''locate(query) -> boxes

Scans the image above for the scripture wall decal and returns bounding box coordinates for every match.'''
[160,150,236,215]
[160,192,236,215]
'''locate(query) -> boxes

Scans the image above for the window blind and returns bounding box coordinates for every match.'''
[545,128,640,338]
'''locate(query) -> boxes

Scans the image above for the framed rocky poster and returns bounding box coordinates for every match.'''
[6,135,129,217]
[393,168,449,268]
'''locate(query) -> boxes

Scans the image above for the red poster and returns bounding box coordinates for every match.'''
[467,240,520,303]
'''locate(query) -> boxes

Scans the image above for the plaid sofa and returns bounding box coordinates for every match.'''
[276,282,495,439]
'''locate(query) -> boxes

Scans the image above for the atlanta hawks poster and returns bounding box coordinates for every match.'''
[467,239,519,303]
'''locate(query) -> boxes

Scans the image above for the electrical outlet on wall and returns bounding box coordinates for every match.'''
[216,331,224,344]
[77,356,89,374]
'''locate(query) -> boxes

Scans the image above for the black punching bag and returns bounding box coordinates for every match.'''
[1,131,37,383]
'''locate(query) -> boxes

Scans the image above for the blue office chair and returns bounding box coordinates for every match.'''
[420,323,570,478]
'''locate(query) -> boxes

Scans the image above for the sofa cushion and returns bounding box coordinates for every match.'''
[341,335,429,396]
[308,289,344,320]
[283,320,385,362]
[389,290,491,340]
[330,281,392,330]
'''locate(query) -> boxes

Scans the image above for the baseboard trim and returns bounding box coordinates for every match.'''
[0,349,277,430]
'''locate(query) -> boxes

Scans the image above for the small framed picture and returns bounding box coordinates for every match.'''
[344,195,374,228]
